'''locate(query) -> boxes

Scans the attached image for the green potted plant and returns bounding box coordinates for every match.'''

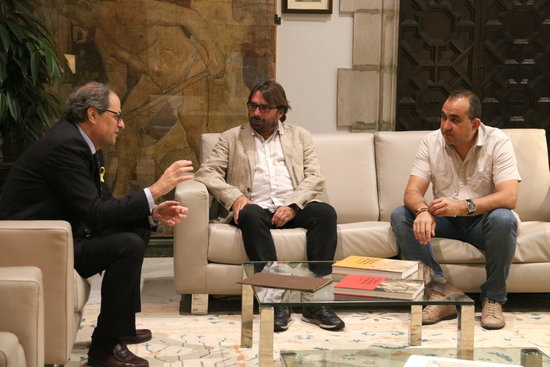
[0,0,62,166]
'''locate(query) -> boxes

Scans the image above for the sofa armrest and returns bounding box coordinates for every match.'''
[0,266,44,367]
[0,221,75,364]
[173,180,211,294]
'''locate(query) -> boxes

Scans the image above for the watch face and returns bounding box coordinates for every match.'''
[467,200,476,213]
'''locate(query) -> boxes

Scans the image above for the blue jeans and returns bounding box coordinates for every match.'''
[390,206,517,303]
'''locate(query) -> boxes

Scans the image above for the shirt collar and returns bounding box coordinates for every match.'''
[76,123,97,155]
[475,122,487,147]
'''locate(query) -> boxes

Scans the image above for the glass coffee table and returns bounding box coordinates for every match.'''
[240,261,475,367]
[280,347,550,366]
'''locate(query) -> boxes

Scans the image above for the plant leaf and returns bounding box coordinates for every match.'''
[0,24,11,52]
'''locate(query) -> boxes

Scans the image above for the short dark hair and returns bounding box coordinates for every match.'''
[248,80,291,122]
[64,82,113,123]
[447,90,481,120]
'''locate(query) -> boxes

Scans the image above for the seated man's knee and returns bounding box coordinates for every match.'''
[237,204,265,225]
[485,208,517,230]
[118,232,147,258]
[309,202,336,223]
[391,206,411,228]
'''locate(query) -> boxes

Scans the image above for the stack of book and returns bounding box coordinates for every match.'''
[332,255,419,280]
[331,256,423,301]
[333,274,424,300]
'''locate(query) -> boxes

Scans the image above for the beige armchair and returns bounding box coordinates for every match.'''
[0,221,90,365]
[0,267,44,367]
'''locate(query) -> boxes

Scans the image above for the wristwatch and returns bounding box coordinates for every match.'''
[466,199,476,215]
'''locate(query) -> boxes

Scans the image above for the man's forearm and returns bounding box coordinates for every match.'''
[404,190,429,213]
[467,191,517,215]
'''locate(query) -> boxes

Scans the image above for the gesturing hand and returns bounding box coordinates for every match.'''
[148,160,194,199]
[152,201,188,226]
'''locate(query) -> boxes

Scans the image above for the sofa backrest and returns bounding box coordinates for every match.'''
[199,132,379,223]
[312,133,379,223]
[375,131,433,222]
[502,129,550,222]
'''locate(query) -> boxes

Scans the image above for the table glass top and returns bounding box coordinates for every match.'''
[242,261,474,307]
[280,347,550,367]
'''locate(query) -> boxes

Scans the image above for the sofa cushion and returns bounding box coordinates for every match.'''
[207,221,399,264]
[430,221,550,264]
[313,133,379,223]
[208,224,306,264]
[375,131,434,222]
[334,222,398,259]
[514,221,550,262]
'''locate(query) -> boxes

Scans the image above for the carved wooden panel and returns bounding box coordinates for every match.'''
[397,0,478,131]
[478,0,550,135]
[397,0,550,151]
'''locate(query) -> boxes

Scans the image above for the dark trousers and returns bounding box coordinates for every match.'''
[234,202,337,276]
[74,226,149,352]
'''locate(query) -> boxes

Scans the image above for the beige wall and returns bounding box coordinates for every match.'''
[276,0,353,133]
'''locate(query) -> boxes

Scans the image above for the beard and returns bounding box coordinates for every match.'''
[249,116,278,137]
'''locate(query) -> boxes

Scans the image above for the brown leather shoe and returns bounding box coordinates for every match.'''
[87,343,149,367]
[422,305,457,325]
[481,297,505,330]
[120,329,152,344]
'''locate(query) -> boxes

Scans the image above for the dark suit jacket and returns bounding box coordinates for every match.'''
[0,119,151,259]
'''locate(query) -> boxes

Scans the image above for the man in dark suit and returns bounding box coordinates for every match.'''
[0,82,194,367]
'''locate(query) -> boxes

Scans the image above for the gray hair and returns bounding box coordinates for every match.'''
[64,82,113,123]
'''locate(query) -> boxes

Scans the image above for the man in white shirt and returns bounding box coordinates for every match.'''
[195,80,344,332]
[391,90,521,330]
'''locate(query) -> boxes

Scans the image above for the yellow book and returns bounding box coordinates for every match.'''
[332,255,419,279]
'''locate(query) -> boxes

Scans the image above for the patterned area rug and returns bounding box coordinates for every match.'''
[68,299,550,367]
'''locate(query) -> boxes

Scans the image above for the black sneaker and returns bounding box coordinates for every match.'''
[274,306,292,332]
[301,305,345,331]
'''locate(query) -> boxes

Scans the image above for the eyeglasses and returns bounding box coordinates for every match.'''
[104,109,123,122]
[247,102,279,113]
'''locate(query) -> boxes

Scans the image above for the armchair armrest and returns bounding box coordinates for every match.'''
[0,221,77,364]
[0,266,44,367]
[173,180,211,294]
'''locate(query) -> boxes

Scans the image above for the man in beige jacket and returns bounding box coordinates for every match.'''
[195,80,344,332]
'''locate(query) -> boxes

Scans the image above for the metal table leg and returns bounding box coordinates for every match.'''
[458,304,475,350]
[259,306,274,367]
[410,304,422,346]
[241,277,254,347]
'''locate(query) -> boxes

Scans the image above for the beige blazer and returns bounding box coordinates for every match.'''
[195,122,325,212]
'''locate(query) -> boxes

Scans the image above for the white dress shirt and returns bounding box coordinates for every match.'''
[250,122,294,212]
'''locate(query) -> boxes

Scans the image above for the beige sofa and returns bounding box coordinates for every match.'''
[173,129,550,312]
[0,267,43,367]
[0,221,90,365]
